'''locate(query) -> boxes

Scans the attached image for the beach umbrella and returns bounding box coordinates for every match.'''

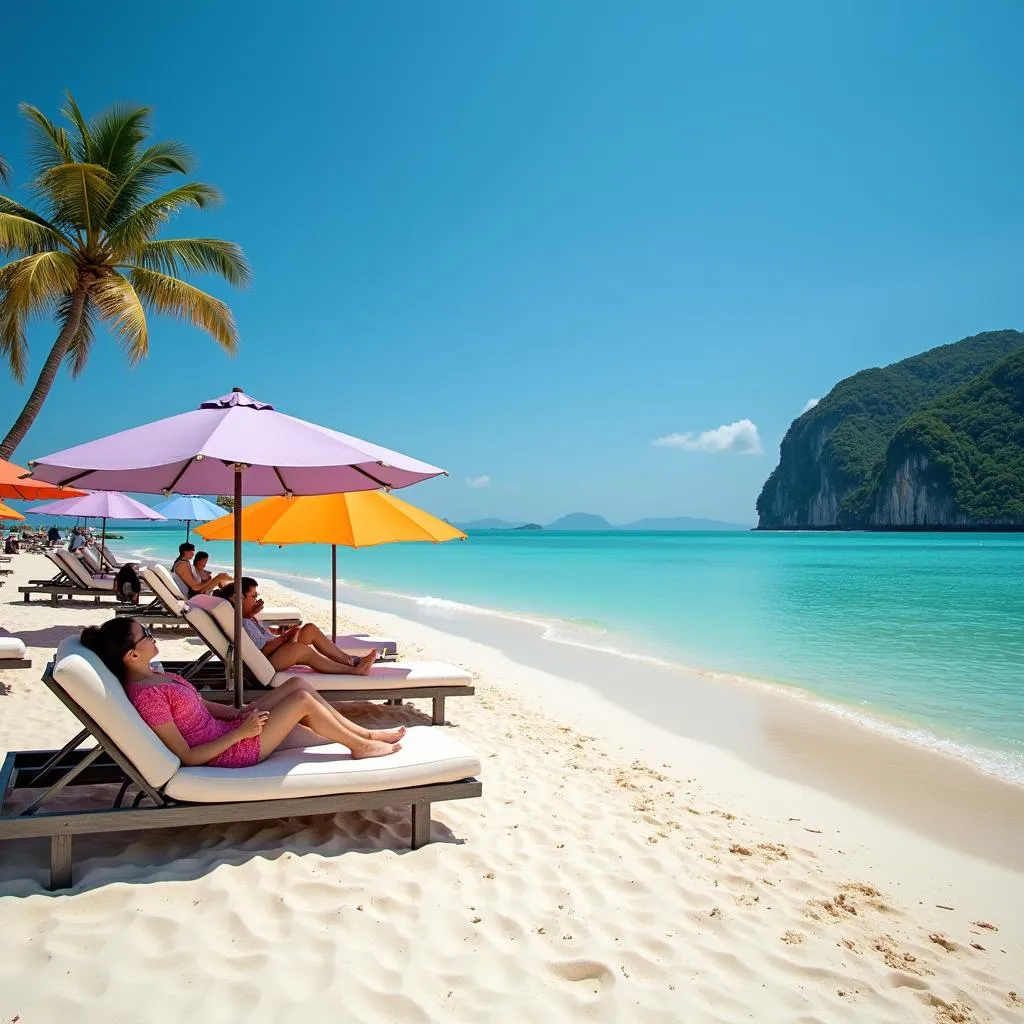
[0,500,26,521]
[0,458,87,501]
[27,388,446,706]
[197,491,466,640]
[154,495,225,543]
[29,492,166,571]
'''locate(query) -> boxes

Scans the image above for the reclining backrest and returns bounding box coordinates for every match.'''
[44,550,66,577]
[189,593,276,687]
[147,565,186,614]
[99,543,121,569]
[51,636,180,790]
[78,548,104,576]
[53,548,95,587]
[164,562,190,599]
[182,597,231,660]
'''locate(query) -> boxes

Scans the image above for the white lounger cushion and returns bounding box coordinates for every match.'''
[151,564,299,623]
[0,637,27,660]
[164,726,480,802]
[52,637,181,789]
[190,594,467,691]
[55,549,115,590]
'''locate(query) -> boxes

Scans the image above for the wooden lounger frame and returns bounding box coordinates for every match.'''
[0,667,482,890]
[0,659,32,670]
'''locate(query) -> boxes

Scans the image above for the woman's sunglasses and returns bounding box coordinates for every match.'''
[132,625,154,648]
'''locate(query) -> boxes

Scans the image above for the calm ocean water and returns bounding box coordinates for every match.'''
[111,526,1024,783]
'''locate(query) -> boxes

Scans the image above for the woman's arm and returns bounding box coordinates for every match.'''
[203,699,243,720]
[151,715,264,766]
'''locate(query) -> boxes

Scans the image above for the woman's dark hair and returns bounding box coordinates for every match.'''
[194,550,209,564]
[80,618,139,683]
[213,577,257,602]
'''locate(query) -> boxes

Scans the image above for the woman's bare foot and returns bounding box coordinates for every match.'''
[353,652,376,675]
[369,726,406,743]
[349,738,401,759]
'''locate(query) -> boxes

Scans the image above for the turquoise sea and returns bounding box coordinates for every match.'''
[109,526,1024,784]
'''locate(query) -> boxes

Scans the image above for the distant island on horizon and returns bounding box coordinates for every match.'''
[453,512,748,532]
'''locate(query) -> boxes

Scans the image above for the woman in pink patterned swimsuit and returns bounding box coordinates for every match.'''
[81,619,404,766]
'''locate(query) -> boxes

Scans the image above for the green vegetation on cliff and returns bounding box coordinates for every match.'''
[875,348,1024,522]
[757,330,1024,528]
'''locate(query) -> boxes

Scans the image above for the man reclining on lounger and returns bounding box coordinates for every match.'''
[81,618,403,765]
[215,577,377,676]
[172,542,231,597]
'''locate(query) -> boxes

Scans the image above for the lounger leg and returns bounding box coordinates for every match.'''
[50,834,72,890]
[431,696,447,726]
[385,698,403,706]
[411,801,431,848]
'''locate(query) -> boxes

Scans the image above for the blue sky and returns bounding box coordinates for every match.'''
[2,1,1022,526]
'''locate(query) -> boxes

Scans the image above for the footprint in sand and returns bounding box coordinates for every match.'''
[548,959,615,999]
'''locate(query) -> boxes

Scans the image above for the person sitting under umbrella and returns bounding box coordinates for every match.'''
[172,542,231,597]
[216,577,377,676]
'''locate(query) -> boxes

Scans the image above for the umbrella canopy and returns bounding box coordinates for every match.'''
[28,389,447,705]
[0,458,87,502]
[197,491,466,639]
[154,495,224,542]
[30,492,166,571]
[0,500,26,521]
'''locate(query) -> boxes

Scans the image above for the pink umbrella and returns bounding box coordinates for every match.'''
[28,388,446,704]
[30,491,167,571]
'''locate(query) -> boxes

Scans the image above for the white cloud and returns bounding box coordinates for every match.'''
[465,475,491,489]
[802,398,820,413]
[653,419,762,455]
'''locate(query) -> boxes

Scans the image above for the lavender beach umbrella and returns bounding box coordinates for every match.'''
[30,491,166,571]
[29,389,446,705]
[154,495,225,543]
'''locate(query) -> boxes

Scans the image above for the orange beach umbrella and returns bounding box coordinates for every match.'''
[0,459,87,502]
[0,500,26,521]
[197,491,466,639]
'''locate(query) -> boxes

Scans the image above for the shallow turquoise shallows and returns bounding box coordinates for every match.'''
[114,527,1024,783]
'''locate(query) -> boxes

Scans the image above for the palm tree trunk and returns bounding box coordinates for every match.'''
[0,279,92,460]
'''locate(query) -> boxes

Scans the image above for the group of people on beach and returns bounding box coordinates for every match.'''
[79,541,398,772]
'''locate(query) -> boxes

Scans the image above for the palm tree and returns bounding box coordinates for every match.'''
[0,93,250,459]
[0,155,9,184]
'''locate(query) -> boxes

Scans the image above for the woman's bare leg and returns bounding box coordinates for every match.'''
[269,640,368,675]
[298,624,377,674]
[257,691,400,760]
[248,677,405,743]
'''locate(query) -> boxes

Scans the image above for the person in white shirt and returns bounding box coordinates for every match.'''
[218,577,376,676]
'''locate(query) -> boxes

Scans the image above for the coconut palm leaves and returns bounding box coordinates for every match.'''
[0,93,250,459]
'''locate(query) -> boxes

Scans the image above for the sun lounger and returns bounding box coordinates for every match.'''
[76,548,108,577]
[0,637,482,889]
[18,550,122,605]
[150,564,303,626]
[179,595,472,725]
[96,542,121,570]
[0,637,31,669]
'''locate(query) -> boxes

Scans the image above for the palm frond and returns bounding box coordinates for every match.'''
[19,103,74,172]
[0,196,75,252]
[0,155,10,185]
[34,163,115,237]
[0,251,77,321]
[106,182,220,251]
[61,93,95,163]
[0,303,29,382]
[0,211,64,255]
[91,103,151,174]
[104,140,195,225]
[128,265,237,352]
[131,238,251,287]
[62,290,98,377]
[91,273,148,365]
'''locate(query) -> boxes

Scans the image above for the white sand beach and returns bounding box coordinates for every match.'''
[1,550,1022,1023]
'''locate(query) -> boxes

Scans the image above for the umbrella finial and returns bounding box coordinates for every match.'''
[232,386,243,393]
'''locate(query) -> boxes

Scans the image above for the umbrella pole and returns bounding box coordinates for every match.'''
[232,469,244,709]
[332,544,337,642]
[186,519,191,543]
[100,517,107,572]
